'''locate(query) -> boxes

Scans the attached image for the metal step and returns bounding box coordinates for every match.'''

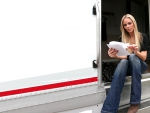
[104,73,150,90]
[138,106,150,113]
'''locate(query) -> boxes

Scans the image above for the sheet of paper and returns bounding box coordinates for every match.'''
[107,42,130,56]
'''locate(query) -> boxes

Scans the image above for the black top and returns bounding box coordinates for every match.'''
[119,33,148,52]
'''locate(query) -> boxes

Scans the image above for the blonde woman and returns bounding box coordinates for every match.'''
[101,14,148,113]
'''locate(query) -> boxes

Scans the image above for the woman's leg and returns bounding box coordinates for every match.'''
[129,54,142,104]
[101,59,129,113]
[128,54,147,104]
[127,54,148,113]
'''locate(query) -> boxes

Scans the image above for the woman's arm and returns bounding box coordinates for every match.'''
[135,51,147,61]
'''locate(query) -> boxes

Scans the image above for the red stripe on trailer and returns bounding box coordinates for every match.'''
[0,77,98,97]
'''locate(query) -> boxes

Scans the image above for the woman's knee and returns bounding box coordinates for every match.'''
[129,54,139,61]
[129,54,141,68]
[129,54,140,65]
[114,59,128,74]
[113,59,128,81]
[118,59,128,68]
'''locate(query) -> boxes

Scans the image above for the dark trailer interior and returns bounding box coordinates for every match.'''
[102,0,150,69]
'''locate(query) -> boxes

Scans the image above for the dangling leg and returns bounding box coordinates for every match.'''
[101,59,129,113]
[127,54,147,113]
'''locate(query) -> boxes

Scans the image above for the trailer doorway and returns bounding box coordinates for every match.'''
[101,0,150,112]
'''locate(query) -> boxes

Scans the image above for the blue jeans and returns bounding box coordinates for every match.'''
[101,54,148,113]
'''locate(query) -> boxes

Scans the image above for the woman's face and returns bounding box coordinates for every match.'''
[123,17,135,33]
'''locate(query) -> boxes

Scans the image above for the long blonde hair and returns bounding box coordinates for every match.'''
[120,14,142,51]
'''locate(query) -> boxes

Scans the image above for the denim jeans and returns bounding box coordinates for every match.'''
[101,54,148,113]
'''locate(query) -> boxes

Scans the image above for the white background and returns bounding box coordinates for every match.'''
[0,0,96,82]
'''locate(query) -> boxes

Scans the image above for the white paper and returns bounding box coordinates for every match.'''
[107,41,130,56]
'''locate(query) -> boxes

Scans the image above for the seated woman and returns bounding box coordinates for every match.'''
[101,14,148,113]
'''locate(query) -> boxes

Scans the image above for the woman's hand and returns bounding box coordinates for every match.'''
[127,44,138,54]
[108,48,118,58]
[128,44,147,61]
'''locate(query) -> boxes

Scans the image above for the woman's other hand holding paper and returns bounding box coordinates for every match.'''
[128,44,138,54]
